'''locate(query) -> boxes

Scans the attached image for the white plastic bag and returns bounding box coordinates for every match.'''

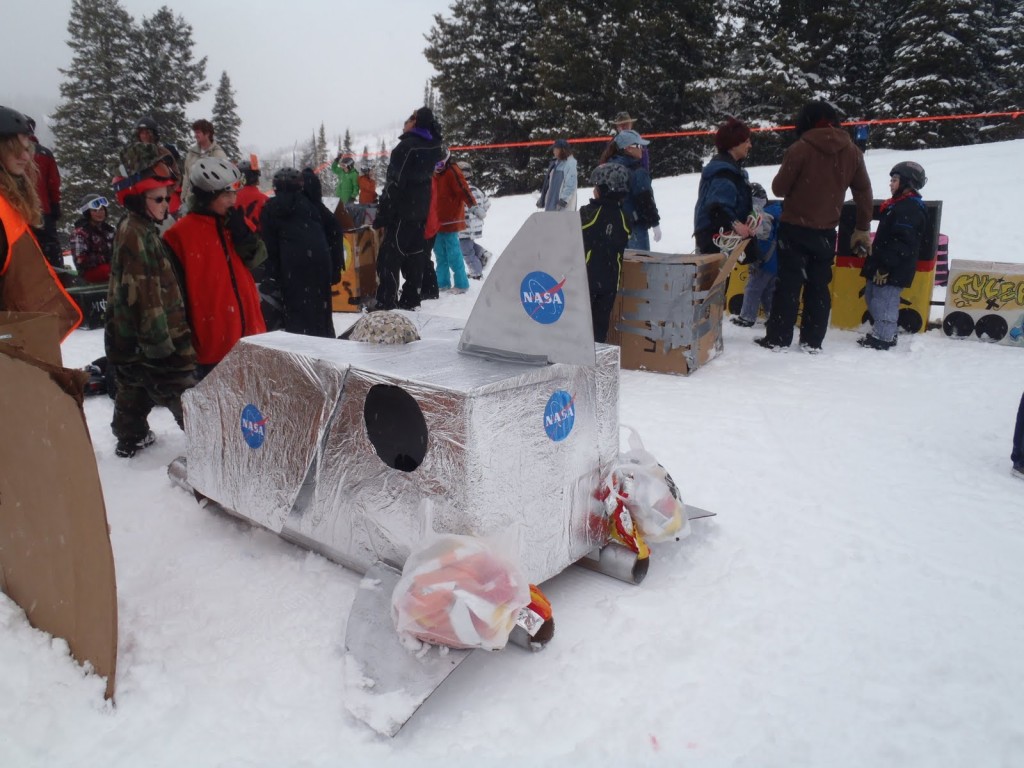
[611,426,690,543]
[391,506,530,651]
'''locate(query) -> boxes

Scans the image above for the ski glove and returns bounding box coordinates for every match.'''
[873,270,889,286]
[557,199,568,210]
[652,225,662,243]
[226,207,257,251]
[851,228,872,256]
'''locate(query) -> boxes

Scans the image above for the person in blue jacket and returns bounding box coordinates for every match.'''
[858,161,928,350]
[693,117,755,255]
[537,139,578,212]
[606,129,660,250]
[732,183,781,327]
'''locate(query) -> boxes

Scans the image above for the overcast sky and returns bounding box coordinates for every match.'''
[2,0,451,152]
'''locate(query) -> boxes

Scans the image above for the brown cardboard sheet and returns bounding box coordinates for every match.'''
[0,344,118,699]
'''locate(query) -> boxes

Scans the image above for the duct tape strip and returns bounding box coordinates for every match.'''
[617,262,701,351]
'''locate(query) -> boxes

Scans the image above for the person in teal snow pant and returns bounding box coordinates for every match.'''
[425,150,476,293]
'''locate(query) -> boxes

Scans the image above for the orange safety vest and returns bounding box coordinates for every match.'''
[0,194,81,341]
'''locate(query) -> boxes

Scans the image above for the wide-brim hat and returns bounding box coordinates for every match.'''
[611,111,634,124]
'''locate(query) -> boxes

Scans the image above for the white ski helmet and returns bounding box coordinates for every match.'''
[190,157,242,193]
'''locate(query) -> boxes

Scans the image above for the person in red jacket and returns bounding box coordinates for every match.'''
[26,117,63,268]
[235,158,268,232]
[428,150,475,294]
[163,157,267,377]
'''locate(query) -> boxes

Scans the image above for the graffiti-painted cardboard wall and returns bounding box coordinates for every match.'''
[942,259,1024,346]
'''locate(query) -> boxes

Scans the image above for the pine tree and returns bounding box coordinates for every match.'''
[361,143,371,166]
[316,123,333,195]
[52,0,141,208]
[425,0,545,194]
[136,5,209,150]
[342,129,353,155]
[376,138,389,184]
[985,0,1024,140]
[872,0,994,148]
[212,71,242,159]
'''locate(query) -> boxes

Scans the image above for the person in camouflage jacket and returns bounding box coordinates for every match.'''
[106,142,197,458]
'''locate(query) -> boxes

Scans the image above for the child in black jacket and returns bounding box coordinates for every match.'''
[581,163,632,343]
[859,161,928,350]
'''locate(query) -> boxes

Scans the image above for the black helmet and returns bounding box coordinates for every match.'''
[135,116,160,141]
[749,182,768,202]
[590,162,630,194]
[0,105,33,137]
[890,161,927,191]
[273,167,302,191]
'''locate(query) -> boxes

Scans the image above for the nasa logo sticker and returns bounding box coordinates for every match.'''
[240,404,267,449]
[543,390,575,442]
[520,271,566,325]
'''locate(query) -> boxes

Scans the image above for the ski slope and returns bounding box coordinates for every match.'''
[3,139,1024,768]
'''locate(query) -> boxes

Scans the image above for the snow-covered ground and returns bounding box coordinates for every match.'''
[3,140,1024,768]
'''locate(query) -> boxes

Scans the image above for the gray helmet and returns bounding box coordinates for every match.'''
[78,194,109,214]
[0,105,33,137]
[189,157,242,192]
[749,182,768,202]
[456,160,473,178]
[590,162,630,194]
[273,167,302,191]
[890,161,927,191]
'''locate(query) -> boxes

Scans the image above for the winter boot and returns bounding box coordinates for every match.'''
[730,316,755,328]
[115,430,156,458]
[857,334,894,350]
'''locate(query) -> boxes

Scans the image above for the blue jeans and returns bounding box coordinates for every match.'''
[434,232,469,289]
[459,237,483,277]
[739,266,776,323]
[865,281,901,343]
[627,226,650,251]
[1013,391,1024,469]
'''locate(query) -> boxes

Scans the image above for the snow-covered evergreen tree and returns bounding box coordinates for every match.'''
[136,5,209,151]
[872,0,994,148]
[342,129,353,156]
[212,71,241,160]
[376,138,389,184]
[985,0,1024,140]
[426,0,544,194]
[317,123,333,195]
[52,0,141,207]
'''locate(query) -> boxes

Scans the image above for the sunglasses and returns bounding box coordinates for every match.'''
[146,195,171,204]
[628,143,643,149]
[82,196,109,211]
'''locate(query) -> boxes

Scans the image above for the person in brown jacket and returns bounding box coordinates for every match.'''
[0,105,81,340]
[757,100,873,353]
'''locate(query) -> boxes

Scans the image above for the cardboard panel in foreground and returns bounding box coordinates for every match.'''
[0,347,118,699]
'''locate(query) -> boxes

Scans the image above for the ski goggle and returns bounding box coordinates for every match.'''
[80,196,109,213]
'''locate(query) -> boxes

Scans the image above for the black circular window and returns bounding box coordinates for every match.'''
[363,384,428,472]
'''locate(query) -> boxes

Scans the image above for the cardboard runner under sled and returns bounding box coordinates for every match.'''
[0,320,117,699]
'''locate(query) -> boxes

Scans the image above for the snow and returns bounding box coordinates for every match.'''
[4,140,1024,767]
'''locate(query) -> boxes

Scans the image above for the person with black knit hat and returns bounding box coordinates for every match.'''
[372,106,444,310]
[693,116,756,255]
[757,100,873,353]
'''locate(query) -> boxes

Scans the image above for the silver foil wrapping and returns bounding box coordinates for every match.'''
[183,330,620,584]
